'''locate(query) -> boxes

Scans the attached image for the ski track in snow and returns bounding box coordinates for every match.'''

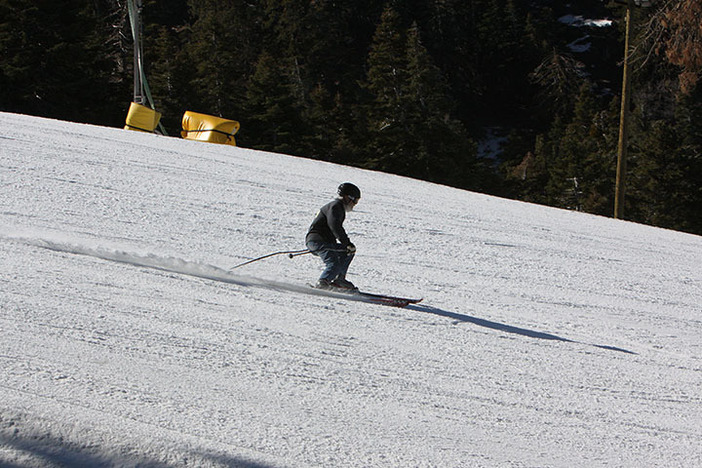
[1,229,636,354]
[2,112,702,467]
[0,229,414,307]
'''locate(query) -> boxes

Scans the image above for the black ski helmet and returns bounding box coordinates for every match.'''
[338,182,361,200]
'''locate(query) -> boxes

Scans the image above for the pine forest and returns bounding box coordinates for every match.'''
[2,0,701,235]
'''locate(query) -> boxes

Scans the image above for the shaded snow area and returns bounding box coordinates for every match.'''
[1,112,701,467]
[557,8,615,56]
[558,14,613,28]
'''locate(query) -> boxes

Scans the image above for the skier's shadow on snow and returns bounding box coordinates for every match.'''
[408,304,636,355]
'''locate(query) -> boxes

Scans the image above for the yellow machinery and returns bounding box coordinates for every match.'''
[124,102,162,133]
[181,111,240,146]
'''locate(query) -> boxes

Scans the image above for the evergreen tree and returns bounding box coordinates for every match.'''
[302,84,359,164]
[259,0,378,159]
[301,83,335,159]
[534,116,566,206]
[530,50,587,122]
[362,9,478,188]
[506,140,550,204]
[185,0,262,119]
[146,24,193,133]
[675,87,702,234]
[141,0,192,133]
[419,0,480,127]
[474,0,536,122]
[403,22,478,188]
[628,119,689,229]
[0,0,126,125]
[363,5,409,171]
[628,86,702,234]
[546,83,615,213]
[243,50,304,154]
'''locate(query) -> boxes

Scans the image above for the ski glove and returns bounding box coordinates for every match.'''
[346,243,356,254]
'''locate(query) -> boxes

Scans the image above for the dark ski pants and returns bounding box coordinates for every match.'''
[306,240,354,282]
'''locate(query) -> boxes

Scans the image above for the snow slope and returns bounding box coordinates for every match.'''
[1,112,701,467]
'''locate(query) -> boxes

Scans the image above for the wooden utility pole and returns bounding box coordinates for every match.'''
[614,0,633,219]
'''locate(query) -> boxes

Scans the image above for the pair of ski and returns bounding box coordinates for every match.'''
[311,284,422,308]
[357,290,423,308]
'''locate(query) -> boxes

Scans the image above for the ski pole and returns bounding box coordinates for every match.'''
[288,250,313,258]
[230,249,311,270]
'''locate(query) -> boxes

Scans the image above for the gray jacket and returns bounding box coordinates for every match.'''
[305,199,351,246]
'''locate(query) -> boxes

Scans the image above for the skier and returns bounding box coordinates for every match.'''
[306,182,361,291]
